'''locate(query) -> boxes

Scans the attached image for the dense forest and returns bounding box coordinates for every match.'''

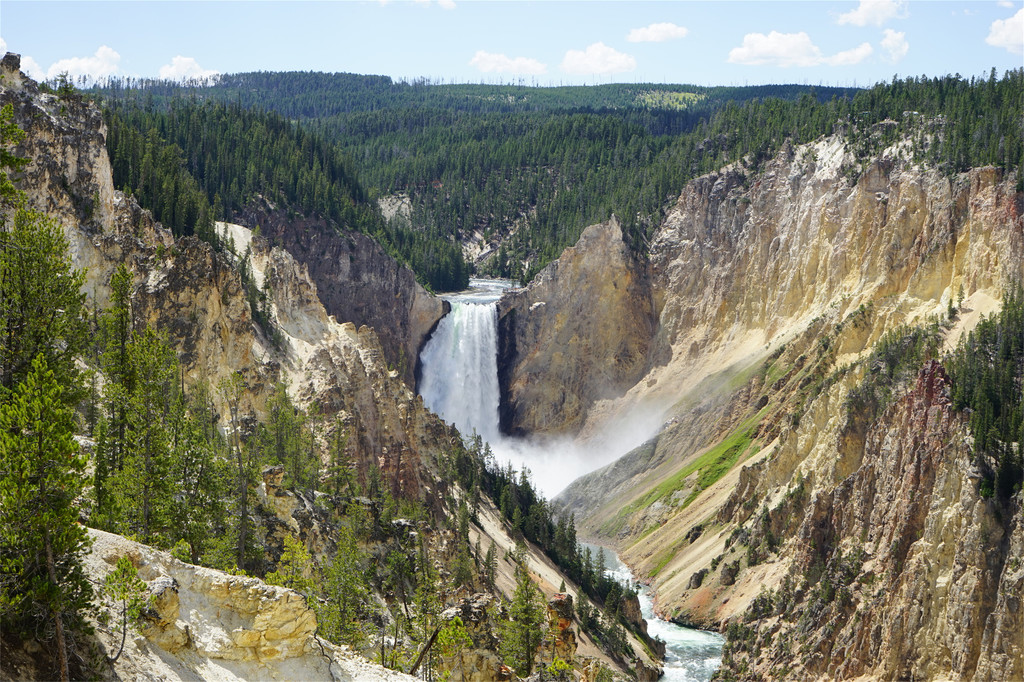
[96,69,1022,284]
[103,100,471,292]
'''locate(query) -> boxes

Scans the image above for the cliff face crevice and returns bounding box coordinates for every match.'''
[496,217,656,436]
[237,199,447,388]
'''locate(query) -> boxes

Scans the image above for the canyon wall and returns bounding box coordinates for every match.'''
[496,217,656,435]
[1,57,455,503]
[553,133,1022,679]
[238,200,447,388]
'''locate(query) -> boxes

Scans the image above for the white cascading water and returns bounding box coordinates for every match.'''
[419,278,665,499]
[418,280,508,445]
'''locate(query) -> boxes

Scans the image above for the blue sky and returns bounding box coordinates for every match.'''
[2,1,1022,88]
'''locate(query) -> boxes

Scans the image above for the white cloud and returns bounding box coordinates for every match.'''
[469,51,547,75]
[627,22,689,43]
[45,45,121,82]
[826,41,874,65]
[560,42,636,75]
[21,56,45,81]
[986,8,1024,55]
[728,31,872,67]
[728,31,823,67]
[438,0,456,9]
[881,28,909,62]
[837,0,907,27]
[997,0,1014,7]
[159,56,219,81]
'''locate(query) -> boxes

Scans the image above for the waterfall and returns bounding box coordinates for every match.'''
[418,279,511,445]
[418,278,660,499]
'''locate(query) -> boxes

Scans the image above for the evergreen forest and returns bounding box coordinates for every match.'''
[95,68,1023,287]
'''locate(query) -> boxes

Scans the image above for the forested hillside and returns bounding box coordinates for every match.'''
[96,69,1022,284]
[103,99,470,292]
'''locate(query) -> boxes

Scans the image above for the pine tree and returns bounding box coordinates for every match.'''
[317,524,371,647]
[265,534,316,596]
[0,354,93,682]
[0,103,28,212]
[103,556,148,663]
[0,206,87,397]
[218,372,253,570]
[499,567,545,677]
[324,417,352,499]
[170,380,230,564]
[110,326,177,543]
[483,542,497,591]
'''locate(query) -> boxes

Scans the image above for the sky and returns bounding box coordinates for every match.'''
[2,1,1022,88]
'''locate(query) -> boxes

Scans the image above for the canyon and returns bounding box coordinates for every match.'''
[2,49,1022,681]
[1,56,659,681]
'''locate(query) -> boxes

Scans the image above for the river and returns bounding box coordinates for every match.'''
[590,544,724,681]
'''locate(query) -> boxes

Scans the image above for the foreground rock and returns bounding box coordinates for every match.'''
[83,528,416,681]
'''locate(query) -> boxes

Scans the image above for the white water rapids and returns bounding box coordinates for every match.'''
[596,545,725,682]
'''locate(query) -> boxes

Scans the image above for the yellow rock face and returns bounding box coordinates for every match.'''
[498,217,656,435]
[557,137,1022,680]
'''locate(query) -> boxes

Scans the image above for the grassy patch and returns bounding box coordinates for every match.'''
[649,542,680,578]
[765,359,789,388]
[618,411,764,520]
[635,90,705,110]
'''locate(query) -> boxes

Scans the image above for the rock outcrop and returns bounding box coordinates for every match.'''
[238,199,447,388]
[84,528,416,681]
[436,593,511,682]
[497,217,656,435]
[538,592,578,668]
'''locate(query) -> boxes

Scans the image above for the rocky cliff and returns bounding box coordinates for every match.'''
[0,58,457,500]
[553,133,1022,679]
[238,199,447,388]
[716,362,1022,680]
[497,217,656,436]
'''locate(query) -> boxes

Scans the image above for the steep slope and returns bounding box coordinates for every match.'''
[551,131,1022,678]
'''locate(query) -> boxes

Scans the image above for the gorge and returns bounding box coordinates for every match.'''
[2,48,1022,682]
